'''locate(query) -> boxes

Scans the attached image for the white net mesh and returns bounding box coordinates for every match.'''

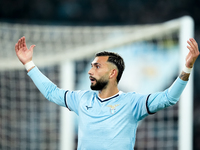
[0,66,60,150]
[0,17,190,150]
[0,21,179,70]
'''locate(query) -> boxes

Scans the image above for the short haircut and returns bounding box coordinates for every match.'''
[95,51,125,83]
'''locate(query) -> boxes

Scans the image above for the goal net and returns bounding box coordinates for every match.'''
[0,16,193,150]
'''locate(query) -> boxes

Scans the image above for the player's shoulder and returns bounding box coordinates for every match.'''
[119,91,136,97]
[68,90,97,97]
[119,91,147,100]
[81,90,97,96]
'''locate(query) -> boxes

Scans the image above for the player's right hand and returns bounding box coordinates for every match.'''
[15,36,35,65]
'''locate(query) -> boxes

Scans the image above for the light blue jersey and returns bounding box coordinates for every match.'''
[66,90,149,149]
[28,67,188,150]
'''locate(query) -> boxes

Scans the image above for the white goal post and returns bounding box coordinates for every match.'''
[179,16,194,150]
[0,16,194,150]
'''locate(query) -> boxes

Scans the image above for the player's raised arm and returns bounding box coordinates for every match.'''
[14,36,67,107]
[146,38,199,114]
[15,36,36,71]
[179,38,200,81]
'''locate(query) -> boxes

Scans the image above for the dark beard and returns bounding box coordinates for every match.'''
[90,78,108,91]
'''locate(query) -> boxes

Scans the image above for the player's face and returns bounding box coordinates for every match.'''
[88,56,110,91]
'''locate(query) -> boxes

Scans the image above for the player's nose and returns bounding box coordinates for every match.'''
[88,68,93,75]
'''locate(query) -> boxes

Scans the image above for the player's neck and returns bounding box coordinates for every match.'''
[98,85,119,99]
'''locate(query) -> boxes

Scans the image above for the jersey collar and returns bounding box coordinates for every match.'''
[97,91,123,102]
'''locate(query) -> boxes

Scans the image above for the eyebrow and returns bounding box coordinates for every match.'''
[91,62,101,66]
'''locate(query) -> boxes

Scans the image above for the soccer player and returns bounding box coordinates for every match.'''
[15,36,199,150]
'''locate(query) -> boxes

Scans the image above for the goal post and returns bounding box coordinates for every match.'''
[0,16,194,150]
[59,61,76,150]
[179,16,194,150]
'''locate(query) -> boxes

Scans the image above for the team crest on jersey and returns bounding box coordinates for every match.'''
[107,104,120,114]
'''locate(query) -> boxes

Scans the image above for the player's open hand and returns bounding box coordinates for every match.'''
[186,38,200,68]
[15,36,35,65]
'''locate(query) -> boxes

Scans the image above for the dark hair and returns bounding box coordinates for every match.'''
[95,51,125,83]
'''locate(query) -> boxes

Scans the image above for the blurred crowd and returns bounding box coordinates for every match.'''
[0,0,199,26]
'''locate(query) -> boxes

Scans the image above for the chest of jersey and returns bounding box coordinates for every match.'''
[79,95,137,137]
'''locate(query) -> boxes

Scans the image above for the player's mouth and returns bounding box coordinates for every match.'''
[89,76,96,84]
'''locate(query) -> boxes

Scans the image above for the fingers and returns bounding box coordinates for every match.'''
[187,38,195,49]
[29,45,36,51]
[15,43,19,52]
[187,39,195,53]
[19,36,24,49]
[187,38,199,55]
[18,37,22,49]
[190,38,198,49]
[23,36,26,48]
[15,36,26,50]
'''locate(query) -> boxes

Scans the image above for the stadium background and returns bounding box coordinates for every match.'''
[0,0,200,149]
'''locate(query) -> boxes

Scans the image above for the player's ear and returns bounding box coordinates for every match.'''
[109,69,117,79]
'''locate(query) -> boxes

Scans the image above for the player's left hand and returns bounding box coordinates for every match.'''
[186,38,200,68]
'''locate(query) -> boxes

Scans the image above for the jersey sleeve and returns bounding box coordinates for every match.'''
[147,77,188,113]
[28,67,66,107]
[129,93,150,121]
[65,90,88,115]
[130,77,188,121]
